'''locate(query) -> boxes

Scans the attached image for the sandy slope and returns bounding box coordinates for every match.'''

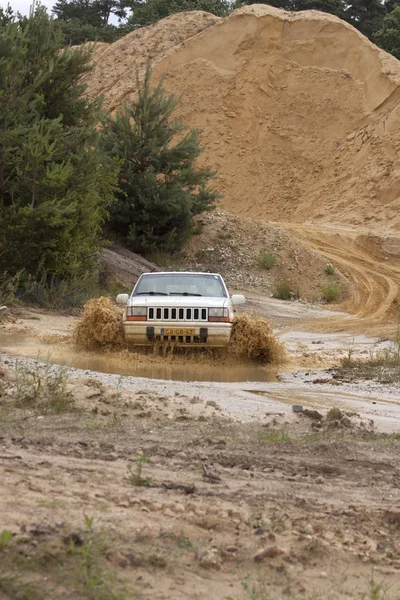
[85,5,400,230]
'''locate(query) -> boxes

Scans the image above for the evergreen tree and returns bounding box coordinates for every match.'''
[0,7,119,277]
[124,0,231,29]
[52,0,125,44]
[0,3,14,28]
[103,64,218,254]
[374,5,400,57]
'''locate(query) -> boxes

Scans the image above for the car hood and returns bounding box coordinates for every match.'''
[128,296,229,308]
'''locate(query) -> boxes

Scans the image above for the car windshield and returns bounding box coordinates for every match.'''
[133,274,227,298]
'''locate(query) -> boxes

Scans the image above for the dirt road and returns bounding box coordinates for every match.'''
[1,358,400,600]
[285,223,400,336]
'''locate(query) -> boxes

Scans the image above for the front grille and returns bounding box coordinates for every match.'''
[147,307,208,322]
[155,335,206,344]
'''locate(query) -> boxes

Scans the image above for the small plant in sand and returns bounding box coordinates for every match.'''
[273,281,297,301]
[257,250,278,270]
[128,454,153,487]
[68,515,126,600]
[321,279,341,303]
[14,359,73,413]
[324,263,335,276]
[73,297,125,350]
[112,376,123,425]
[229,314,286,363]
[0,530,12,550]
[257,426,290,444]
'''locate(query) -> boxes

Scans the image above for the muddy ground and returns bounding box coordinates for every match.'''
[1,297,400,599]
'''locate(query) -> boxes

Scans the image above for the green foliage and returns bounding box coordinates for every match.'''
[324,263,335,276]
[103,63,218,254]
[0,272,23,304]
[257,249,278,270]
[0,3,14,28]
[257,425,290,443]
[273,280,297,300]
[128,453,153,486]
[58,19,123,43]
[321,279,341,302]
[374,6,400,59]
[14,359,73,414]
[53,0,123,27]
[0,531,13,551]
[0,8,119,279]
[125,0,231,29]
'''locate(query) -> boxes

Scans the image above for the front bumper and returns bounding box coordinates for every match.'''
[123,321,232,347]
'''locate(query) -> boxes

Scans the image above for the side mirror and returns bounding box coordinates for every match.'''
[116,293,129,305]
[231,294,246,306]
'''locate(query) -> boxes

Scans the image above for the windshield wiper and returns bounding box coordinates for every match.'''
[168,292,202,296]
[136,291,168,296]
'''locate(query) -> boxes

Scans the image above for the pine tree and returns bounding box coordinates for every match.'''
[0,7,119,277]
[103,64,218,254]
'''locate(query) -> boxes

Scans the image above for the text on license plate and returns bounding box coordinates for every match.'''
[162,328,195,336]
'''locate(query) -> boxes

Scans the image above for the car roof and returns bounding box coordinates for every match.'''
[141,271,222,276]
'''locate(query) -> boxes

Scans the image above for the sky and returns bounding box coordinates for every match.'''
[2,0,55,16]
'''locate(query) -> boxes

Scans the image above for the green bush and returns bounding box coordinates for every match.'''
[273,281,297,300]
[321,280,341,303]
[324,263,335,276]
[257,250,278,270]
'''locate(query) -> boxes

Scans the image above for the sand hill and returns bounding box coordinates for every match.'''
[85,5,400,231]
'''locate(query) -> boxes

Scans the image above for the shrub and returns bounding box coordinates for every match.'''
[257,250,278,270]
[324,263,335,276]
[321,280,341,303]
[14,360,73,413]
[273,281,297,300]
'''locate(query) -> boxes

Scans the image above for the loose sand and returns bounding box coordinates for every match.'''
[84,4,400,230]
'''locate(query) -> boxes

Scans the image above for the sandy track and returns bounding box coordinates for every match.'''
[284,223,400,335]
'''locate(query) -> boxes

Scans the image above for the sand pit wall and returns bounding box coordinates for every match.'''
[84,5,400,229]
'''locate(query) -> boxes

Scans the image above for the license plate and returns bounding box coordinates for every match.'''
[162,328,195,336]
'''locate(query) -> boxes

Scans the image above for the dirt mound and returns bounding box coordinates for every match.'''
[229,313,286,363]
[100,243,157,287]
[73,297,125,350]
[84,11,220,111]
[182,209,349,300]
[84,5,400,231]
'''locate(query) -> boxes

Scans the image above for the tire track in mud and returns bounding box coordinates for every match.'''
[283,223,400,334]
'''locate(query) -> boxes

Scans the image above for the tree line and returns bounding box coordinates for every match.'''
[2,0,400,58]
[0,7,217,282]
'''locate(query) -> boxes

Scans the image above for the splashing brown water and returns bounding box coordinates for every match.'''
[229,314,286,364]
[73,298,286,364]
[73,297,125,350]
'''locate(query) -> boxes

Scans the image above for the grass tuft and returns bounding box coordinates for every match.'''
[128,454,153,487]
[14,359,73,414]
[273,281,298,300]
[257,250,278,270]
[321,279,341,303]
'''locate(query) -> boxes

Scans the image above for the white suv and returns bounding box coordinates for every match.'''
[116,271,245,347]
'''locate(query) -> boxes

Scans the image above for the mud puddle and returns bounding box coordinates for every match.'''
[0,331,280,383]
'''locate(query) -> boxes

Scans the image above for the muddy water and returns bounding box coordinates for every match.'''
[0,332,279,383]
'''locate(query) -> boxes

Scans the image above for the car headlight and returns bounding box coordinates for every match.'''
[208,308,230,322]
[126,306,147,320]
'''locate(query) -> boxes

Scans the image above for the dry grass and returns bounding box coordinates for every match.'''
[73,297,125,350]
[228,314,286,364]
